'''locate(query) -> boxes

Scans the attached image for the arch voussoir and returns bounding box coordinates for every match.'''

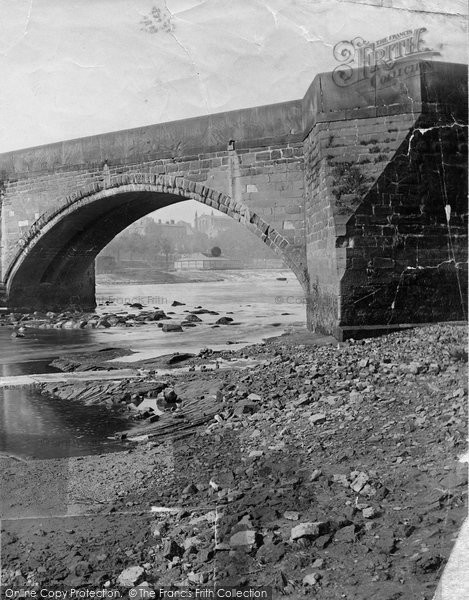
[5,175,307,305]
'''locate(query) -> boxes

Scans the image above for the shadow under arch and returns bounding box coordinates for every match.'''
[5,174,307,311]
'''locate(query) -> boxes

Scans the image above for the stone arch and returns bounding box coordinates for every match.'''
[5,174,307,311]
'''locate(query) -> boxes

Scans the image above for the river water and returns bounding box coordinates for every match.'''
[0,271,305,458]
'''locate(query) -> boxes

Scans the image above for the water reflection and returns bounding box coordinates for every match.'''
[0,384,128,459]
[0,359,128,459]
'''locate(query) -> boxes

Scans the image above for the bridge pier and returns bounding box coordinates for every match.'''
[8,264,96,313]
[303,60,468,338]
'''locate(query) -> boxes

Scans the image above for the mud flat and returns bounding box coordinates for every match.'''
[0,323,467,599]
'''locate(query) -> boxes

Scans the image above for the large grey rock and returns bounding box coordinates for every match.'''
[151,310,168,321]
[229,530,259,550]
[117,566,144,587]
[216,317,234,325]
[303,573,321,586]
[96,317,112,328]
[290,521,328,541]
[234,400,258,415]
[184,314,202,322]
[334,524,356,543]
[164,388,178,403]
[350,471,369,492]
[162,323,183,332]
[162,539,183,560]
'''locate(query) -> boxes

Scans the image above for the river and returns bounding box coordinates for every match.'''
[0,271,305,458]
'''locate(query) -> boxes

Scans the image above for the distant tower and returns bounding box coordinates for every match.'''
[194,210,198,231]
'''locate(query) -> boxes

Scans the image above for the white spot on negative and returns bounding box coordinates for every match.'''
[444,204,451,222]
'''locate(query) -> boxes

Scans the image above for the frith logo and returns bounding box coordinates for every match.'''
[332,28,439,87]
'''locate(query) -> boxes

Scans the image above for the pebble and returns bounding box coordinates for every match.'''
[309,413,326,425]
[283,511,300,521]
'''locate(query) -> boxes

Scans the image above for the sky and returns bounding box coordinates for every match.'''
[0,0,466,223]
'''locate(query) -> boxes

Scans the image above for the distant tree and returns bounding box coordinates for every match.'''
[160,236,174,271]
[210,224,274,260]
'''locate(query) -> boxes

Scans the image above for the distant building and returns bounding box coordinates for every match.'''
[194,210,231,238]
[174,252,242,270]
[152,219,191,251]
[176,220,194,235]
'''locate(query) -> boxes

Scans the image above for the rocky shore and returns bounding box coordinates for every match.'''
[1,323,467,599]
[1,303,241,333]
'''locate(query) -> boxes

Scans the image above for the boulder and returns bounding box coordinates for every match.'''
[162,539,183,560]
[96,317,111,328]
[290,522,328,541]
[334,524,356,543]
[216,317,234,325]
[350,471,369,493]
[146,414,160,423]
[182,483,198,496]
[284,511,300,521]
[229,530,259,550]
[151,310,168,321]
[234,401,258,416]
[162,323,183,333]
[164,388,178,403]
[303,573,321,586]
[117,566,145,587]
[184,314,202,322]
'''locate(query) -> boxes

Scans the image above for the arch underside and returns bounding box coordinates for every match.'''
[6,180,306,311]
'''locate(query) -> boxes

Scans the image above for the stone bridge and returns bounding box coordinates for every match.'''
[0,60,467,339]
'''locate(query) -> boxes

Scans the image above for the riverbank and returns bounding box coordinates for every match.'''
[1,323,467,599]
[96,270,226,287]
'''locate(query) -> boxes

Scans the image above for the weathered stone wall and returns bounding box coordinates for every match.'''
[304,113,418,333]
[340,112,468,328]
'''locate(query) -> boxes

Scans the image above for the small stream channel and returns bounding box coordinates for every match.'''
[0,359,130,459]
[0,271,305,459]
